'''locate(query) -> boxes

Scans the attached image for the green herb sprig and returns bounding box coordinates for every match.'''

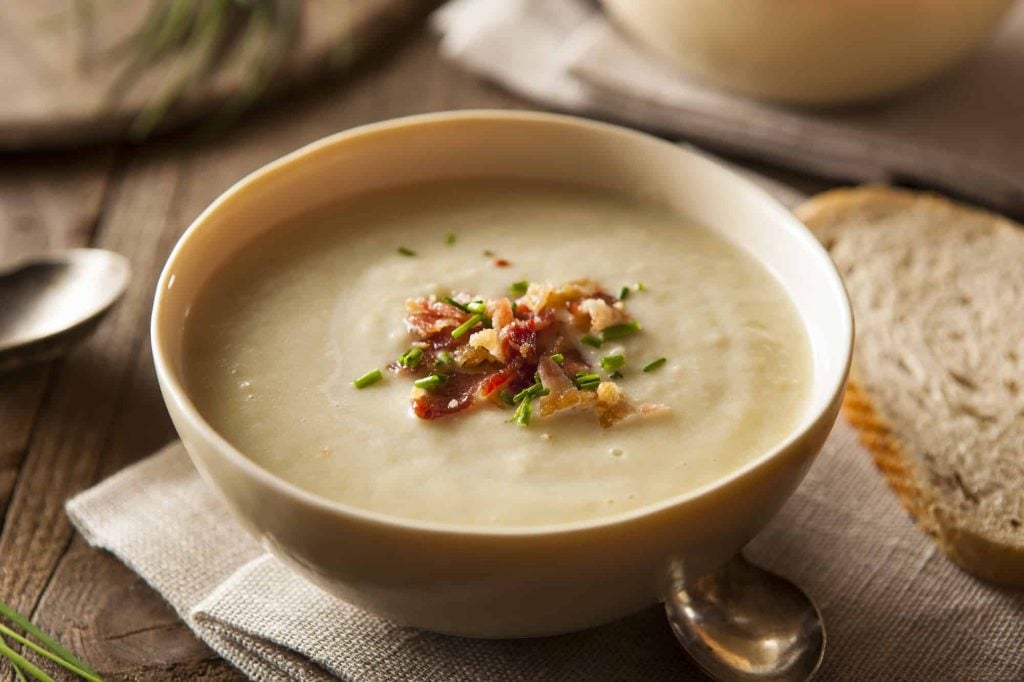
[0,598,102,681]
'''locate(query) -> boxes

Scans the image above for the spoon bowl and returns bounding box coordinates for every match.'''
[666,554,825,681]
[0,249,131,371]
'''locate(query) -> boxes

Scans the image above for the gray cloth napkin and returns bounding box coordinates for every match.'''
[66,422,1024,680]
[433,0,1024,218]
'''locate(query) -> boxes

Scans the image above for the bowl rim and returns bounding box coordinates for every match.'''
[151,109,853,538]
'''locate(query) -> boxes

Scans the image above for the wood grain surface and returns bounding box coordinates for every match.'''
[0,21,832,682]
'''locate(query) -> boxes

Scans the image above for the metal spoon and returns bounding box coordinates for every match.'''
[0,249,131,372]
[666,554,825,681]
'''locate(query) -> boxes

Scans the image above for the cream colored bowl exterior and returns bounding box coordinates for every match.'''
[152,111,852,638]
[601,0,1013,105]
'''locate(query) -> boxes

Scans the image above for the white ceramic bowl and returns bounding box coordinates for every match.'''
[152,111,853,638]
[601,0,1014,105]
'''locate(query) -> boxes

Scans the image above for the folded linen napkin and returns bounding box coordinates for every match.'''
[66,425,1024,680]
[433,0,1024,218]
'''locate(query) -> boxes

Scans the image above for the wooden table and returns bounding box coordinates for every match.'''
[0,25,829,681]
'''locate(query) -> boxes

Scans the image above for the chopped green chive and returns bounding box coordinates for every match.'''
[643,357,667,373]
[353,369,383,389]
[498,389,516,406]
[601,354,625,372]
[445,232,456,245]
[451,313,484,339]
[601,321,641,341]
[398,246,416,257]
[637,282,647,291]
[467,300,487,314]
[550,353,565,365]
[509,398,532,425]
[443,296,472,313]
[483,249,495,257]
[435,350,454,367]
[510,280,529,296]
[414,373,449,390]
[397,347,424,369]
[581,334,603,348]
[619,286,630,300]
[574,372,602,391]
[609,371,624,380]
[513,382,549,404]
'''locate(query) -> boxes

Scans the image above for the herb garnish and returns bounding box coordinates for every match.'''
[550,353,565,365]
[443,296,472,313]
[643,357,667,373]
[451,314,484,339]
[414,373,448,390]
[510,280,529,296]
[397,246,416,257]
[0,598,101,681]
[397,347,424,369]
[435,350,453,367]
[581,334,603,349]
[353,369,383,389]
[466,300,487,314]
[513,381,549,404]
[619,286,630,300]
[445,233,456,245]
[601,321,641,341]
[600,354,625,373]
[574,372,602,391]
[509,397,532,425]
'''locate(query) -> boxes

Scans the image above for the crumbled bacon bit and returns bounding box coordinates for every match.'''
[396,282,660,426]
[494,258,511,267]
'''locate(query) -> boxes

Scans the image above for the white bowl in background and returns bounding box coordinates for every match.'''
[601,0,1014,105]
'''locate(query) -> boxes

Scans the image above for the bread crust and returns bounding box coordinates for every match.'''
[798,186,1024,586]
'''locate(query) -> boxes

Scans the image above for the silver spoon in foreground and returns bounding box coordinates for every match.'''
[0,249,131,372]
[666,554,825,681]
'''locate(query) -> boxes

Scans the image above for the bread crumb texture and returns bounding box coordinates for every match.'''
[797,186,1024,585]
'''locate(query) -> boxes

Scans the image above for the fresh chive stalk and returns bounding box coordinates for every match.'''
[451,314,484,339]
[397,246,416,257]
[442,296,472,313]
[466,300,487,314]
[397,347,423,369]
[580,334,603,349]
[619,286,630,300]
[643,357,667,372]
[600,354,625,372]
[435,351,453,367]
[498,389,515,406]
[353,369,383,389]
[609,371,624,380]
[601,321,641,341]
[0,598,100,681]
[574,372,602,391]
[513,382,549,404]
[550,353,565,365]
[414,373,448,390]
[510,280,529,296]
[509,398,532,425]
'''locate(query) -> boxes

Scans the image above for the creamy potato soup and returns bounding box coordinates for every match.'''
[184,180,812,527]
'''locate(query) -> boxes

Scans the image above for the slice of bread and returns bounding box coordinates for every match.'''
[796,186,1024,585]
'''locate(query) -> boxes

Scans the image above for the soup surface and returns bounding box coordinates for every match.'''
[184,180,812,527]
